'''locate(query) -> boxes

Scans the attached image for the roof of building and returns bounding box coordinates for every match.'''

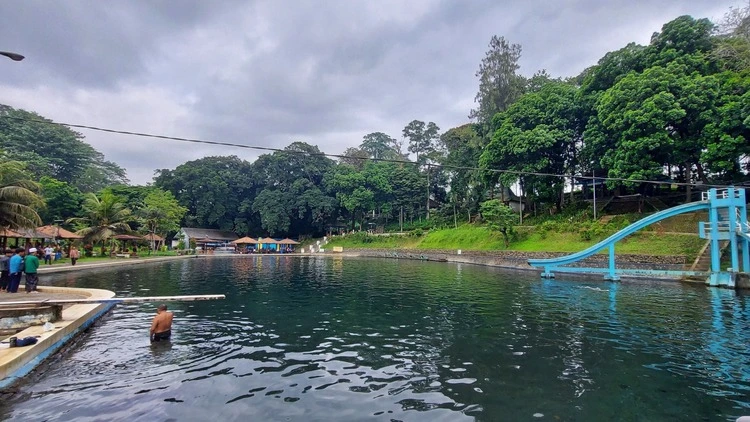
[36,225,83,239]
[180,228,239,241]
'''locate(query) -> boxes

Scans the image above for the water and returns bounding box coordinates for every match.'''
[1,256,749,421]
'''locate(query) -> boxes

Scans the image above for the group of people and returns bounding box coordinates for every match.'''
[40,245,81,265]
[0,246,82,293]
[0,248,40,293]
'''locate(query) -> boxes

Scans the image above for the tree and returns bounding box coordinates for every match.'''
[0,159,43,230]
[68,191,133,247]
[360,132,400,160]
[0,105,128,191]
[340,147,369,169]
[480,199,516,247]
[440,124,485,220]
[403,120,440,165]
[38,176,83,224]
[251,143,336,236]
[154,156,256,232]
[481,81,580,210]
[139,189,187,249]
[469,35,526,126]
[588,57,721,190]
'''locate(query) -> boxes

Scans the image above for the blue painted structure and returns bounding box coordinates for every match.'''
[528,187,750,288]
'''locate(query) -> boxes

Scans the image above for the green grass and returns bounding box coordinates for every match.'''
[325,224,706,259]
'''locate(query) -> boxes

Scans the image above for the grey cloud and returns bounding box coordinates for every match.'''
[0,0,739,184]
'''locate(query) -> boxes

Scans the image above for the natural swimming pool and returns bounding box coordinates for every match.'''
[1,256,749,421]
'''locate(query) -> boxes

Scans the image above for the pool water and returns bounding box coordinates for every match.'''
[1,256,749,421]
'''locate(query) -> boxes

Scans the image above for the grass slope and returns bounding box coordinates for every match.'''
[325,225,705,259]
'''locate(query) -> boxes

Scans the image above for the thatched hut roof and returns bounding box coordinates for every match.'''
[277,238,300,245]
[231,236,258,244]
[37,225,83,239]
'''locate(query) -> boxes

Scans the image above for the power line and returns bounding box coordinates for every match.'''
[0,115,734,189]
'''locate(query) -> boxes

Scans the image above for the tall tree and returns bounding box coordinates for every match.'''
[360,132,400,160]
[0,105,128,191]
[154,156,255,232]
[68,191,133,244]
[251,143,336,236]
[0,159,43,229]
[403,120,440,165]
[469,36,525,126]
[38,176,83,224]
[138,189,187,239]
[440,124,485,219]
[481,81,581,211]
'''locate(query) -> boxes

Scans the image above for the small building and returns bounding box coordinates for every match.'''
[172,228,239,249]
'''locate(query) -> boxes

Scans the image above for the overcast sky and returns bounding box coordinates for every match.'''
[0,0,739,184]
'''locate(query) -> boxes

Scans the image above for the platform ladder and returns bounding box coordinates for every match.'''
[698,187,750,288]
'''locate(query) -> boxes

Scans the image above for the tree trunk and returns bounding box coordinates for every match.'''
[426,164,431,220]
[685,165,692,203]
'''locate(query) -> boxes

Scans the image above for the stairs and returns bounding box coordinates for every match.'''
[644,197,669,212]
[685,240,730,273]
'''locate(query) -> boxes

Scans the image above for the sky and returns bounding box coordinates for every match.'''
[0,0,740,185]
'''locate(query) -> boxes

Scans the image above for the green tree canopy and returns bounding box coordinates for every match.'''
[0,105,128,191]
[38,176,83,224]
[68,191,133,243]
[0,159,43,229]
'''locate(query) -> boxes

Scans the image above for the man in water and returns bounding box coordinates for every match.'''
[150,304,173,343]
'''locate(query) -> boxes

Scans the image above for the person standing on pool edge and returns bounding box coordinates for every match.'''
[150,304,173,343]
[7,248,25,293]
[0,249,11,291]
[24,247,40,293]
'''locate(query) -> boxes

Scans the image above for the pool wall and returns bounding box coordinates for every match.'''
[0,286,116,388]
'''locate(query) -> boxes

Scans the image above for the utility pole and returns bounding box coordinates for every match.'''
[593,168,597,221]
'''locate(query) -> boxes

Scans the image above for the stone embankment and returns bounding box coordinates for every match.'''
[336,248,686,273]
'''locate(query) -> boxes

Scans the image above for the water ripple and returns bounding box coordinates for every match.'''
[0,257,749,421]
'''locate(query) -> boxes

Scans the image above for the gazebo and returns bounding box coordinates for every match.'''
[37,225,83,241]
[231,237,257,253]
[142,233,165,250]
[277,238,300,253]
[257,237,278,252]
[113,234,143,254]
[231,236,258,245]
[0,228,22,250]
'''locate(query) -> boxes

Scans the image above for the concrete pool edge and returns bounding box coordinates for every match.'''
[0,286,116,389]
[37,254,198,275]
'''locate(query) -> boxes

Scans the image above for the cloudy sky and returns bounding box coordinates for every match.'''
[0,0,739,184]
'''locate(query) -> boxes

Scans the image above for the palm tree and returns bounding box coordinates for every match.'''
[0,159,43,230]
[68,191,132,253]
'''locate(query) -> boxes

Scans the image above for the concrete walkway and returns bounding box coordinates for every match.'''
[0,290,87,305]
[0,286,116,387]
[36,254,198,274]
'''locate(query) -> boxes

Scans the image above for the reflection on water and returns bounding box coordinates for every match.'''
[1,256,749,421]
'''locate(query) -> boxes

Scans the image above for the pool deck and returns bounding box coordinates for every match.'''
[0,286,116,388]
[37,254,198,275]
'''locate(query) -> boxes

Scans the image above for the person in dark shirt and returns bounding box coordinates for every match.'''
[0,249,11,291]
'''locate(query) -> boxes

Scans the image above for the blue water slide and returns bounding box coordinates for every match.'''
[528,200,710,269]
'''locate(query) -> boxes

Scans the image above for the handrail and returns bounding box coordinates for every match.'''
[528,201,710,268]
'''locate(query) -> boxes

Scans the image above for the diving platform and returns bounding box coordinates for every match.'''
[528,187,750,288]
